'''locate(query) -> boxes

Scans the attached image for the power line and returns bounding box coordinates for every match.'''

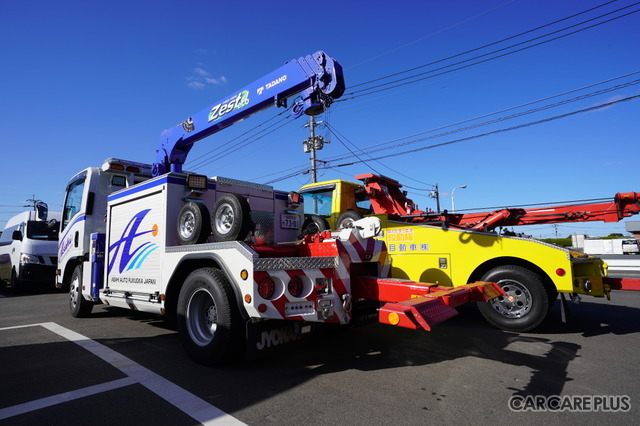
[263,94,639,183]
[327,78,640,163]
[342,2,640,99]
[332,70,640,158]
[325,123,437,191]
[189,2,639,178]
[328,94,640,167]
[186,110,291,170]
[255,73,640,183]
[347,0,519,69]
[349,0,622,89]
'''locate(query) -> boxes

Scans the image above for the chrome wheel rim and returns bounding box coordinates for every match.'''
[489,280,532,318]
[179,211,196,240]
[214,203,234,235]
[186,287,218,346]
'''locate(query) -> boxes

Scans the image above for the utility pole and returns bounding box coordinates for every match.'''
[24,196,42,211]
[429,184,441,213]
[303,115,328,183]
[24,195,48,220]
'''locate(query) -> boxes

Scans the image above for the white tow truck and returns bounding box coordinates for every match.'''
[56,52,502,364]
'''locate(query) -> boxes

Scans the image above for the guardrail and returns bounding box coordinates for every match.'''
[605,257,640,272]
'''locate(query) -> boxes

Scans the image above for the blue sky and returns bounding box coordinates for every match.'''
[1,0,639,238]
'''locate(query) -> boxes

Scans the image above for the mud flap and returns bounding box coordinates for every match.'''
[245,319,315,361]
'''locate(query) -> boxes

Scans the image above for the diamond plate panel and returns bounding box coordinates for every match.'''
[166,241,255,261]
[254,256,338,271]
[212,176,273,192]
[250,210,274,244]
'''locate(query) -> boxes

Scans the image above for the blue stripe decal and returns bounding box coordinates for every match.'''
[108,176,183,202]
[60,215,86,242]
[128,243,159,270]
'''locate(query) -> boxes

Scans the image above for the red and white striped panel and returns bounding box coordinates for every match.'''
[248,228,389,324]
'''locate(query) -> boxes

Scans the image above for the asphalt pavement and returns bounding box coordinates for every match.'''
[1,280,639,425]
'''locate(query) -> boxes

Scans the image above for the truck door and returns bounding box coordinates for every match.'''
[59,174,88,271]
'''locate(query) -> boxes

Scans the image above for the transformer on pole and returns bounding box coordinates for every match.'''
[303,115,328,183]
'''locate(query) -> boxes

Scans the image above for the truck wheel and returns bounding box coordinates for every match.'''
[70,265,93,317]
[211,194,251,242]
[301,215,329,235]
[336,211,363,229]
[177,268,240,365]
[476,265,550,332]
[10,269,23,294]
[177,202,211,245]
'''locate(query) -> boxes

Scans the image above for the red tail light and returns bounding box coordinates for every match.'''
[258,277,275,299]
[288,276,304,298]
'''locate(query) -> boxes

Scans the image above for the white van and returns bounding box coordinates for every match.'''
[0,205,61,292]
[622,239,640,255]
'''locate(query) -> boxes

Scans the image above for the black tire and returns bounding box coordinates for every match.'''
[10,269,23,294]
[476,265,550,332]
[70,265,93,317]
[177,268,240,365]
[300,215,329,236]
[336,211,364,229]
[547,288,559,308]
[211,194,251,242]
[177,202,211,245]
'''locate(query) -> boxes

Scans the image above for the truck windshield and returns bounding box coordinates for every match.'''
[302,190,333,217]
[26,220,59,241]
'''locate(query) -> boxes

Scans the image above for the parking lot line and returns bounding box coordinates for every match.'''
[0,377,136,420]
[0,322,245,425]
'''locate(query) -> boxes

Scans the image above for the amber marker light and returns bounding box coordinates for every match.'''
[388,312,400,325]
[244,294,252,303]
[240,269,249,280]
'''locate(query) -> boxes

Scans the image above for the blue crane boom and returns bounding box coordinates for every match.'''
[153,51,344,176]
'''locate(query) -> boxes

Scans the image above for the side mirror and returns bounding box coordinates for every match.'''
[12,230,22,241]
[36,202,49,221]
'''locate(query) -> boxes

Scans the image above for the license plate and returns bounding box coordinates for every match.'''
[281,213,300,229]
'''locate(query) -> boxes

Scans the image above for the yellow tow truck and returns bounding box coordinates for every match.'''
[299,174,640,331]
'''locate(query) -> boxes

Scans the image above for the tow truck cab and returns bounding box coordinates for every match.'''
[300,179,370,231]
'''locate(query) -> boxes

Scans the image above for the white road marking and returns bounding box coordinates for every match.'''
[0,323,245,425]
[0,378,136,420]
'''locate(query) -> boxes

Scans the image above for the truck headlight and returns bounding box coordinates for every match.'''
[20,253,41,264]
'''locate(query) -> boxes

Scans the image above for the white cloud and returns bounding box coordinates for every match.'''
[205,76,227,85]
[593,94,624,111]
[186,66,227,90]
[186,80,205,89]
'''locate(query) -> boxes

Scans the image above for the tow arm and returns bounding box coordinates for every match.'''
[354,277,503,330]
